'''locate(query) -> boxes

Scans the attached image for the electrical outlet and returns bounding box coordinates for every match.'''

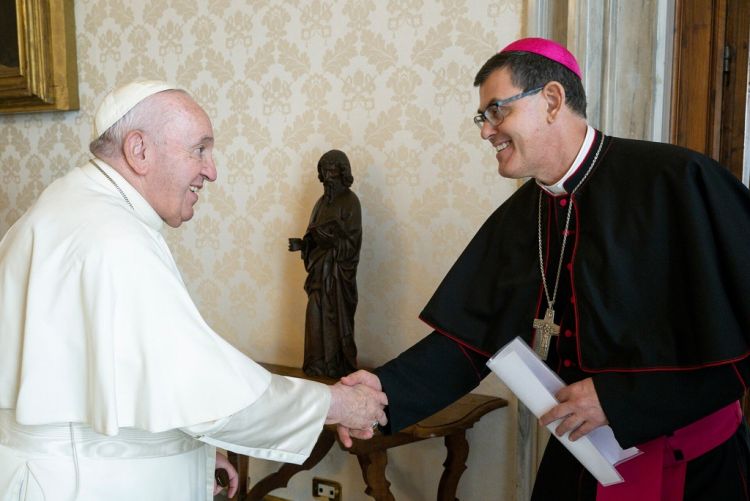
[312,477,342,501]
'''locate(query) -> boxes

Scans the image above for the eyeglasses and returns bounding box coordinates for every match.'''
[473,86,545,128]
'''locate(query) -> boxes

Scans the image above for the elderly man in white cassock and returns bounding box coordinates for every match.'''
[0,81,387,501]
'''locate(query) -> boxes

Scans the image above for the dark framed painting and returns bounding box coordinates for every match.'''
[0,0,78,113]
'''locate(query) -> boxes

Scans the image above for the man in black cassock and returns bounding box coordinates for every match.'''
[338,38,750,500]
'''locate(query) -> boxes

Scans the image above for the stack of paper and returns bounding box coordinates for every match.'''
[486,337,640,486]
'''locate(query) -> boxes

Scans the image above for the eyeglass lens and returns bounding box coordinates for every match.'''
[474,104,503,128]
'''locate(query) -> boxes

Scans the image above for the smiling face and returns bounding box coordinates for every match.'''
[143,92,217,227]
[476,67,554,181]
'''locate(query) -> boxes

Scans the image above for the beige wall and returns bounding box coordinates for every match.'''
[0,1,523,499]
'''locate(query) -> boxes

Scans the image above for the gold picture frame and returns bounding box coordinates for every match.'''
[0,0,78,113]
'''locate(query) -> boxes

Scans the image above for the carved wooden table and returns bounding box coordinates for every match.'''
[227,363,507,501]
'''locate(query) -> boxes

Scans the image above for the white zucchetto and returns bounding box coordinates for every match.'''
[94,80,178,137]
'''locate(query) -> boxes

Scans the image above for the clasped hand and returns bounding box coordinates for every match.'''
[327,375,388,448]
[214,451,238,497]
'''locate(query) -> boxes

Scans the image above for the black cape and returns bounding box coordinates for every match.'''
[420,133,750,371]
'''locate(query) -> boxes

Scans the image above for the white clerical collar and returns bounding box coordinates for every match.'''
[538,125,595,195]
[86,159,164,231]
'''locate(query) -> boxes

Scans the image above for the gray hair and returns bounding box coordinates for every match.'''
[89,89,188,158]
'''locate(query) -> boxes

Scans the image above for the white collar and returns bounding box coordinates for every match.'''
[86,159,164,232]
[538,125,595,195]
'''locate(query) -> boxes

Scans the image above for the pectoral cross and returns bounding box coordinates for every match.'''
[532,307,560,360]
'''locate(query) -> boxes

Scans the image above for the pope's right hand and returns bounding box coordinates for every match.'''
[334,370,385,447]
[326,381,387,448]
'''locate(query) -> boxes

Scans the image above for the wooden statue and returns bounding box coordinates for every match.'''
[289,150,361,378]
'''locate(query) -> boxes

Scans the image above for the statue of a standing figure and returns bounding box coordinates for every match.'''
[288,150,362,378]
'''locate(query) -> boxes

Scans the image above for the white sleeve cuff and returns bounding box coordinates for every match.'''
[181,375,331,465]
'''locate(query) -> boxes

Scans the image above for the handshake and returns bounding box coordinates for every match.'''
[325,370,386,448]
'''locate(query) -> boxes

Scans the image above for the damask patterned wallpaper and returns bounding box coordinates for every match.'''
[0,1,522,499]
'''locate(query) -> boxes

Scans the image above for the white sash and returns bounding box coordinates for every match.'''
[0,410,213,501]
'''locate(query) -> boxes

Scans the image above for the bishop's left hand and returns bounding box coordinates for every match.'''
[539,377,608,441]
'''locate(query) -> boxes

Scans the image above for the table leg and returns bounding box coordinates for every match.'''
[356,450,395,501]
[226,450,247,501]
[437,431,469,501]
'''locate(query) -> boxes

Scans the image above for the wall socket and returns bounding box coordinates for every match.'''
[312,477,342,501]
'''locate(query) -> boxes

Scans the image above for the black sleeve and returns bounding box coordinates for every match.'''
[594,360,750,448]
[374,331,490,434]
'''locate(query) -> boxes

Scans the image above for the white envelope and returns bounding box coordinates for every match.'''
[486,337,640,486]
